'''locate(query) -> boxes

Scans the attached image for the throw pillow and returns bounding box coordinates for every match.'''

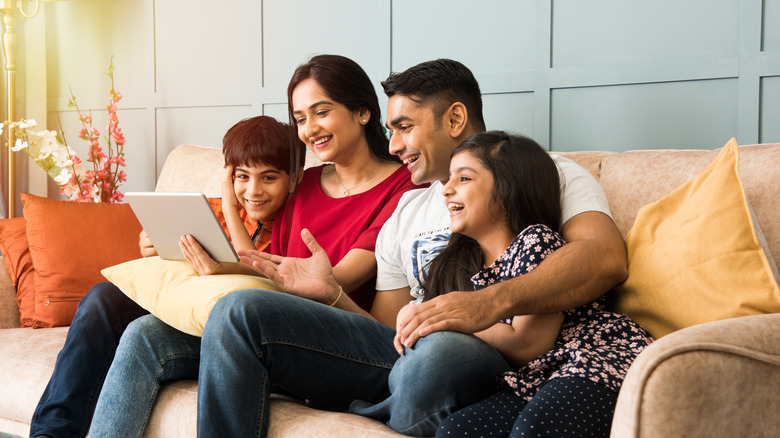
[102,256,281,336]
[21,193,143,327]
[0,218,35,326]
[612,139,780,338]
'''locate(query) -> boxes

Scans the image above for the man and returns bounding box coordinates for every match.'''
[196,59,625,437]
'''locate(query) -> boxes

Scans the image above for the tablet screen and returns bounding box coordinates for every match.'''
[124,192,239,263]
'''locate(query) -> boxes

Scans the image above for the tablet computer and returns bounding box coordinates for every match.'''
[124,192,239,263]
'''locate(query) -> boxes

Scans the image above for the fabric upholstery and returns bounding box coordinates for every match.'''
[611,313,780,437]
[103,256,281,336]
[609,140,780,338]
[0,218,34,326]
[21,193,144,327]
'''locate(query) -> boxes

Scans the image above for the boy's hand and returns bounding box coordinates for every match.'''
[139,230,158,257]
[221,165,241,212]
[180,234,222,276]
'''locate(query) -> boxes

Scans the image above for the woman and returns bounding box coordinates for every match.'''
[87,54,421,437]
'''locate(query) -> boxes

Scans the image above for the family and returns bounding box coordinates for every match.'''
[30,55,653,438]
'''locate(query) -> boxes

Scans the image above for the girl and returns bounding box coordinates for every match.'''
[87,54,422,438]
[424,131,653,438]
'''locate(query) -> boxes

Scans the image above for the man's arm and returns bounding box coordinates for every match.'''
[395,211,627,348]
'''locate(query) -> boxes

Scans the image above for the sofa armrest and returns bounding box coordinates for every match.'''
[0,254,21,329]
[611,313,780,437]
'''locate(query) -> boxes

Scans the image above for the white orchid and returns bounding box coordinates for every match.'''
[12,138,28,151]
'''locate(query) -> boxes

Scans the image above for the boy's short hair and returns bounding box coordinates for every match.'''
[381,59,486,131]
[222,116,305,175]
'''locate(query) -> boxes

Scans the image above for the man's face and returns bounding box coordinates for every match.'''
[386,95,458,185]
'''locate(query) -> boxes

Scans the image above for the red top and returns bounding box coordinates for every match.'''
[271,164,423,310]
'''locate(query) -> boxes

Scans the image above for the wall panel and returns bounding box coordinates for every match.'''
[551,80,739,151]
[155,105,256,175]
[760,76,780,143]
[552,0,740,67]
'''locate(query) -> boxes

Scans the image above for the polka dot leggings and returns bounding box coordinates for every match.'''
[436,377,618,438]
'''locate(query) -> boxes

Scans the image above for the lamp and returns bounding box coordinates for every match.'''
[1,0,47,218]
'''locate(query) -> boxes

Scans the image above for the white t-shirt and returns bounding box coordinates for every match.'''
[375,154,612,301]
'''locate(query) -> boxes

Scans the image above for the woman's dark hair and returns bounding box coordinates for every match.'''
[287,54,398,163]
[381,58,486,132]
[222,115,306,190]
[422,131,562,301]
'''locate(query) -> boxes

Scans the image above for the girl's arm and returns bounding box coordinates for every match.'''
[221,166,256,252]
[475,313,563,368]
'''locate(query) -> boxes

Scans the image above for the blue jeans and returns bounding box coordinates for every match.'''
[88,289,512,437]
[88,314,202,437]
[29,282,149,438]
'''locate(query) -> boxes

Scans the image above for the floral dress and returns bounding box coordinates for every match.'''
[471,224,653,402]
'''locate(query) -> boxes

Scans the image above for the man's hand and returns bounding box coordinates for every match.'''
[394,290,497,349]
[139,230,158,257]
[239,228,341,304]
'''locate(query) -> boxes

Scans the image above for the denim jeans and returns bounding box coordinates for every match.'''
[88,314,202,438]
[198,289,512,437]
[85,288,512,438]
[29,282,149,438]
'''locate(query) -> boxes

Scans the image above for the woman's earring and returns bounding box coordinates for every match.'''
[362,119,367,123]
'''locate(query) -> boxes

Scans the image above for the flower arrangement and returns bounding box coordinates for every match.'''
[4,59,127,203]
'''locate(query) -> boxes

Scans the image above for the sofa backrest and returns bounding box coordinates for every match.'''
[158,143,780,271]
[558,143,780,269]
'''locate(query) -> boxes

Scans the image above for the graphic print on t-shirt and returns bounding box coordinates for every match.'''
[409,229,451,301]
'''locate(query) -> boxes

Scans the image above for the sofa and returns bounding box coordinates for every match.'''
[0,142,778,437]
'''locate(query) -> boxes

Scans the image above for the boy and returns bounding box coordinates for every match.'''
[30,115,304,438]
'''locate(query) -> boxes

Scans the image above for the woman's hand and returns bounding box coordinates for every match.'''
[240,228,341,304]
[139,230,158,257]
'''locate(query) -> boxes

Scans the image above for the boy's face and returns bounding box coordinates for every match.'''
[233,162,291,222]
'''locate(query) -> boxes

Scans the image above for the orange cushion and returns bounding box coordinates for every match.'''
[21,193,144,327]
[0,218,35,327]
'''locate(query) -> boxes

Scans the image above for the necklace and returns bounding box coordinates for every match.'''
[334,164,380,197]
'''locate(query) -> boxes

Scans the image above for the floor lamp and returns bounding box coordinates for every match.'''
[1,0,49,218]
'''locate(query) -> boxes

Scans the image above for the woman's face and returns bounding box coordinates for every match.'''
[441,151,504,240]
[291,78,367,164]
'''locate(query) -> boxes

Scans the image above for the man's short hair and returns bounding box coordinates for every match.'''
[381,59,486,131]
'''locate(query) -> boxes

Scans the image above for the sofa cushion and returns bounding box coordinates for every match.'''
[612,139,780,338]
[0,218,35,327]
[21,193,144,327]
[102,256,281,336]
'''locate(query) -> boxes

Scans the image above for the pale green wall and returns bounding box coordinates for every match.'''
[38,0,780,193]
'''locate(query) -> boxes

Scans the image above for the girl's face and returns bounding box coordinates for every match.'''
[233,161,291,222]
[291,78,368,164]
[442,151,505,241]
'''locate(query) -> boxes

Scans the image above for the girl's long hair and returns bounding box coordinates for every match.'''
[422,131,563,301]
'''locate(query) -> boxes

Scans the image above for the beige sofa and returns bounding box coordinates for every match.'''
[1,143,778,437]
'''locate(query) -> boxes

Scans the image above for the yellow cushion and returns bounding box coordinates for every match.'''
[102,257,281,336]
[612,138,780,339]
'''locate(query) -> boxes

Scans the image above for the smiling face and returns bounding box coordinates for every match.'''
[291,78,367,164]
[442,151,506,243]
[386,94,460,185]
[233,162,291,222]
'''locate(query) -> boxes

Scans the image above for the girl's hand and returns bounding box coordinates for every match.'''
[393,303,416,354]
[239,229,341,304]
[179,234,222,276]
[139,230,158,257]
[221,165,241,212]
